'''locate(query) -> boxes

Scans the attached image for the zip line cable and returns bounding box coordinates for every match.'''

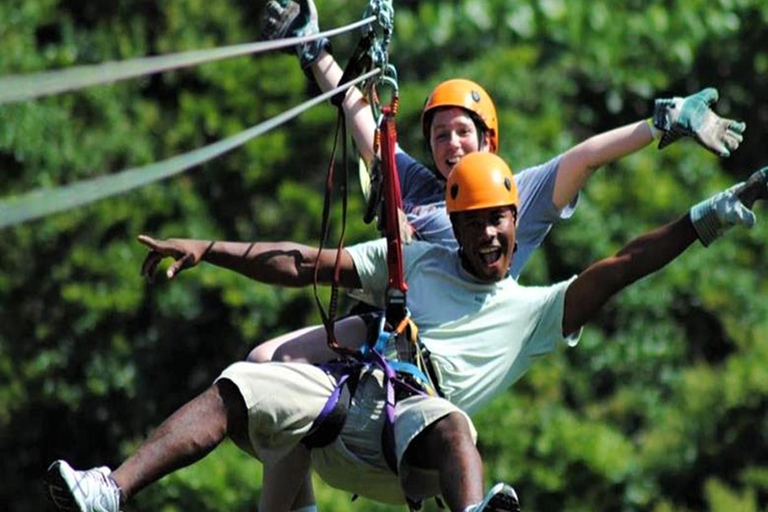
[0,68,381,229]
[0,17,375,106]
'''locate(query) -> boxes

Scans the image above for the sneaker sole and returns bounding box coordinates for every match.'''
[485,487,520,512]
[44,461,82,512]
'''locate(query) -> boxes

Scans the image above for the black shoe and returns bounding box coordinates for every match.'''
[478,483,520,512]
[736,166,768,209]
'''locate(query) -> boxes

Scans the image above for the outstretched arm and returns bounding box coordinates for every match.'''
[562,214,697,335]
[310,50,378,165]
[137,235,361,289]
[561,166,767,335]
[552,89,746,210]
[261,0,377,164]
[553,120,653,209]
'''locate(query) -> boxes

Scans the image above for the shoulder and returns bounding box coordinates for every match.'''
[404,240,456,267]
[514,154,564,188]
[346,238,388,262]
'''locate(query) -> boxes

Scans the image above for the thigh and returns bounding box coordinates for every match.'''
[270,315,372,363]
[260,444,313,512]
[216,362,337,464]
[394,396,477,499]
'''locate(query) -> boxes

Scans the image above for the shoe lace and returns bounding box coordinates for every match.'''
[82,468,121,507]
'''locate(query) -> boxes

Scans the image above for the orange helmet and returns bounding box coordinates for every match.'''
[422,79,499,153]
[446,153,518,213]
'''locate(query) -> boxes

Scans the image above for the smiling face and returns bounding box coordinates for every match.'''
[428,108,490,179]
[451,205,518,283]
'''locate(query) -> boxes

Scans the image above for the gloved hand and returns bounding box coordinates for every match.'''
[653,88,746,157]
[261,0,331,70]
[689,166,768,246]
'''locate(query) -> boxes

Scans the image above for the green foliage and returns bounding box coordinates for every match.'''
[2,1,768,512]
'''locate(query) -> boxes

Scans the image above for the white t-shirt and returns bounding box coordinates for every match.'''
[347,238,580,415]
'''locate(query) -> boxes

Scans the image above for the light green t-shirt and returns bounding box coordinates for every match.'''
[347,238,579,415]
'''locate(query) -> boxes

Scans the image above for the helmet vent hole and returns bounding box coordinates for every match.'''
[471,91,481,102]
[450,184,459,200]
[504,177,512,191]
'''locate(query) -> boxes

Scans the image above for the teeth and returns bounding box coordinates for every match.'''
[480,247,499,254]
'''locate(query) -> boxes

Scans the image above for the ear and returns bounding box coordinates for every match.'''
[479,131,492,152]
[450,212,463,242]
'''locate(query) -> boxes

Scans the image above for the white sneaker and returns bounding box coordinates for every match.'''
[475,482,520,512]
[45,460,121,512]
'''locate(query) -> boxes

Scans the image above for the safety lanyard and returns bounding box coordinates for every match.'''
[377,95,409,327]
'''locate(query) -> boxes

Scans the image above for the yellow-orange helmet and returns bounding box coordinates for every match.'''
[422,79,499,153]
[446,153,518,213]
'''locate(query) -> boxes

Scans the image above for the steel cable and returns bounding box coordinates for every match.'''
[0,69,381,229]
[0,17,375,106]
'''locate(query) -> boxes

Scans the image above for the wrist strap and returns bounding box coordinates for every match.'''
[646,117,662,140]
[652,98,676,132]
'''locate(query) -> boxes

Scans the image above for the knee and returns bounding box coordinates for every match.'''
[216,379,251,451]
[246,344,273,363]
[430,412,474,448]
[405,412,474,467]
[271,344,299,363]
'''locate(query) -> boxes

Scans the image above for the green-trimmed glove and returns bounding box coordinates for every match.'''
[261,0,331,70]
[690,167,768,246]
[653,88,746,157]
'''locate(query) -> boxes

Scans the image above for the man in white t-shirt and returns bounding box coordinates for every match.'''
[45,153,767,512]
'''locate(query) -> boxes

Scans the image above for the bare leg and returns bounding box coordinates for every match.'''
[259,445,314,512]
[403,412,484,512]
[112,380,246,501]
[247,316,369,364]
[290,473,316,510]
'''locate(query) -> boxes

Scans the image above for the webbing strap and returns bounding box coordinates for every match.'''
[367,348,400,474]
[378,102,409,327]
[313,24,381,357]
[312,108,355,357]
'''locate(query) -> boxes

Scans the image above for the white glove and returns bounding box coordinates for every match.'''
[690,183,755,247]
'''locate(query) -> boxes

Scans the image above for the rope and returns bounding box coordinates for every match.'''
[0,17,376,106]
[0,68,380,229]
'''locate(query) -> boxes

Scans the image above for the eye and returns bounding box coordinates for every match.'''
[465,216,484,230]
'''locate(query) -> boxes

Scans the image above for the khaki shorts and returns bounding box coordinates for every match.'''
[217,361,476,504]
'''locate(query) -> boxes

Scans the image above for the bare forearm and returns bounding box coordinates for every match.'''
[579,121,653,170]
[310,51,376,164]
[613,214,698,282]
[553,121,654,209]
[563,215,697,334]
[201,241,320,286]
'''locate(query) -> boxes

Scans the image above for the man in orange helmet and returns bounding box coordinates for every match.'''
[46,152,768,512]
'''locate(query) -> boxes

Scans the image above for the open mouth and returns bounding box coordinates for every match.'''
[479,246,502,266]
[446,155,462,168]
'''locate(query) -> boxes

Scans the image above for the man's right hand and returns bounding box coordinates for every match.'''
[137,235,213,283]
[261,0,330,69]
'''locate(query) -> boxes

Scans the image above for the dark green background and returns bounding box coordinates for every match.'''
[2,1,768,511]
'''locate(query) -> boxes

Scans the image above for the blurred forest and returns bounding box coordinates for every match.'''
[2,0,768,511]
